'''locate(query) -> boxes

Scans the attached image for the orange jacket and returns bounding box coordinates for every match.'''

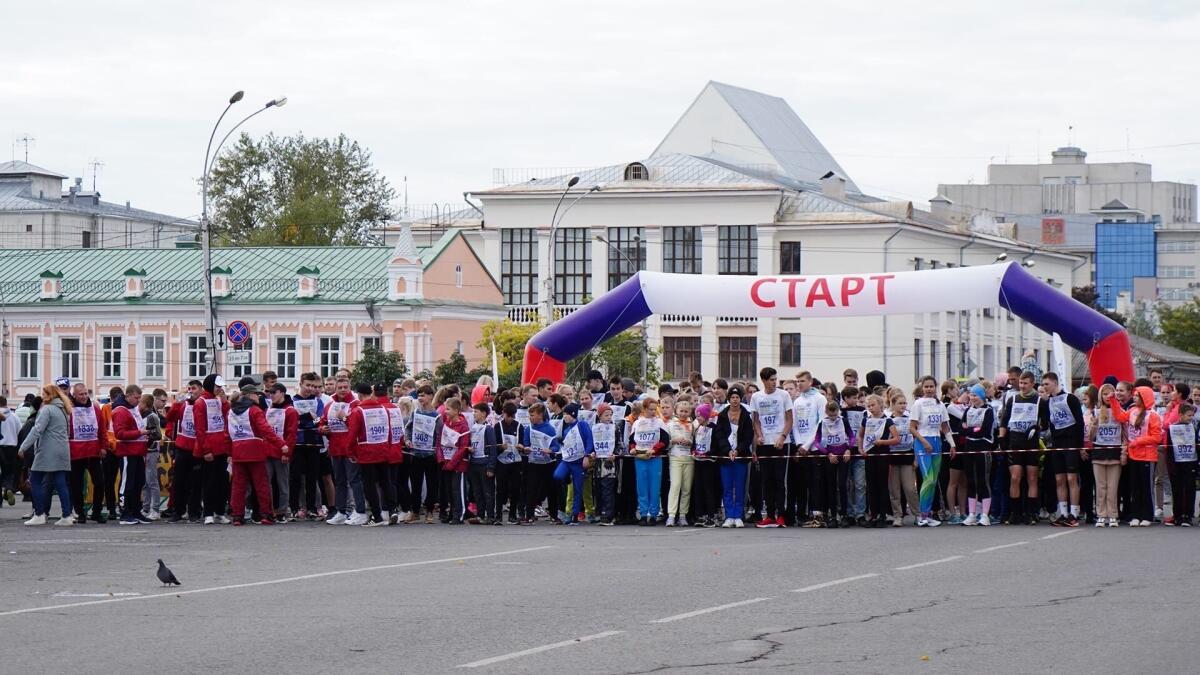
[1107,387,1162,462]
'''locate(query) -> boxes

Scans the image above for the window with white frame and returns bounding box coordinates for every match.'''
[362,336,382,353]
[500,228,538,305]
[455,264,463,288]
[187,335,208,378]
[231,337,253,379]
[718,225,757,275]
[101,335,122,378]
[553,227,591,305]
[143,334,165,380]
[319,336,341,377]
[274,336,297,380]
[1159,266,1196,279]
[60,337,81,380]
[606,227,645,289]
[663,227,701,274]
[18,337,38,380]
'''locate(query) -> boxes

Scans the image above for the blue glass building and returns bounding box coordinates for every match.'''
[1095,222,1156,309]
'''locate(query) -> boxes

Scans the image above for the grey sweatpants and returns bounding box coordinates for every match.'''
[142,450,161,513]
[266,457,290,514]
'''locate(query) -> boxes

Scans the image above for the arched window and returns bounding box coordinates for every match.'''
[623,162,649,180]
[455,264,463,288]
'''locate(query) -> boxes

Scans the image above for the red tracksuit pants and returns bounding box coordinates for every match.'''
[231,461,272,520]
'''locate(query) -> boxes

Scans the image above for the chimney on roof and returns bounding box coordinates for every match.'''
[820,171,846,201]
[296,266,320,299]
[125,200,130,209]
[69,177,80,203]
[929,194,955,222]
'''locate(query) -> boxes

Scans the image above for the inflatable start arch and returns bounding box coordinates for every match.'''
[522,262,1134,386]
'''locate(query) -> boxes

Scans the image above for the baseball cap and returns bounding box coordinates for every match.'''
[54,376,70,389]
[212,375,226,388]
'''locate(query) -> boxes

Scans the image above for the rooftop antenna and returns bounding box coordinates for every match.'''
[1067,125,1074,147]
[15,134,35,162]
[88,158,104,191]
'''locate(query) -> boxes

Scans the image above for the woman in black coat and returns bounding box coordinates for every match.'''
[712,386,755,527]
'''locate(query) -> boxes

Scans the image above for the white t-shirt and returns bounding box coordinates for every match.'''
[751,389,792,444]
[912,397,948,438]
[791,390,827,447]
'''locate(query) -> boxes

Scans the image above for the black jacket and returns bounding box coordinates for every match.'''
[712,404,755,460]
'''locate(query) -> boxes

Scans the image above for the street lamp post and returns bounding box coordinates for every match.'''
[200,92,287,372]
[543,176,580,325]
[596,234,648,383]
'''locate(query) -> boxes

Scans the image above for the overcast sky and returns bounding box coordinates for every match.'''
[4,1,1198,221]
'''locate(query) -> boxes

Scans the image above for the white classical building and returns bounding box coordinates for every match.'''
[462,82,1085,386]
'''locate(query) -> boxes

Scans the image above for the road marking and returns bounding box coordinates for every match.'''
[492,561,528,565]
[894,555,963,570]
[792,573,879,593]
[52,592,142,598]
[1041,529,1082,540]
[458,630,624,668]
[0,546,553,619]
[669,528,706,535]
[648,597,772,624]
[974,541,1029,553]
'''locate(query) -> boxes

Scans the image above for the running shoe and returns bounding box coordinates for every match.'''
[978,514,991,526]
[721,518,734,528]
[916,518,928,527]
[347,512,369,526]
[1094,518,1105,528]
[732,518,745,528]
[326,512,348,525]
[961,514,978,526]
[216,515,232,525]
[756,516,777,529]
[926,518,942,527]
[1128,518,1141,527]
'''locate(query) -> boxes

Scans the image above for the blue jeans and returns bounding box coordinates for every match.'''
[31,470,72,518]
[635,458,662,518]
[846,458,866,517]
[720,461,749,519]
[554,459,586,517]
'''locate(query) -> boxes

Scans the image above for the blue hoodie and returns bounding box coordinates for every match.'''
[520,420,561,464]
[558,418,595,463]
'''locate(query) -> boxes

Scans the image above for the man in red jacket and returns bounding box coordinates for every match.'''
[112,384,151,525]
[348,384,395,526]
[193,374,231,524]
[266,383,298,522]
[68,382,108,523]
[165,380,203,523]
[321,378,366,525]
[228,381,288,526]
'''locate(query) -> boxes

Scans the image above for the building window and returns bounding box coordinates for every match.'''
[319,337,341,378]
[25,224,33,233]
[231,337,253,379]
[500,228,537,305]
[553,227,591,305]
[143,335,165,380]
[1006,347,1014,369]
[274,336,298,380]
[662,337,701,380]
[101,336,122,379]
[718,336,757,381]
[454,264,463,288]
[607,227,645,290]
[82,231,92,248]
[718,225,757,275]
[362,336,382,353]
[779,333,802,365]
[1158,240,1196,253]
[623,162,649,180]
[780,241,802,274]
[18,337,38,379]
[1159,266,1196,279]
[929,340,938,380]
[187,335,208,378]
[60,337,81,381]
[946,340,953,379]
[913,338,922,381]
[662,227,701,274]
[455,340,464,354]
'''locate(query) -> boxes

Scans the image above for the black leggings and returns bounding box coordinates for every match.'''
[467,464,495,521]
[807,459,840,518]
[0,445,18,491]
[390,463,411,514]
[1169,461,1196,521]
[495,461,523,519]
[865,454,891,517]
[1127,459,1155,522]
[524,462,553,519]
[288,444,321,512]
[359,462,395,519]
[172,450,202,518]
[201,456,229,517]
[691,460,721,519]
[757,444,787,519]
[407,454,439,511]
[964,452,990,499]
[70,457,105,518]
[102,452,120,512]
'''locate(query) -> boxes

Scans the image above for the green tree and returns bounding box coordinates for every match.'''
[1072,285,1125,326]
[207,132,395,246]
[349,346,407,388]
[433,350,491,389]
[1156,298,1200,354]
[1125,300,1160,340]
[566,329,661,387]
[477,319,541,388]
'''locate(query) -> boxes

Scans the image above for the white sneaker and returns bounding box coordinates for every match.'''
[961,513,978,526]
[396,511,410,524]
[926,518,942,527]
[364,517,388,527]
[147,510,161,521]
[721,518,734,528]
[1154,507,1164,521]
[24,514,46,526]
[916,518,927,527]
[326,512,348,525]
[678,516,689,527]
[204,516,216,525]
[347,512,369,526]
[978,513,991,527]
[1138,519,1152,527]
[213,515,230,525]
[54,515,75,526]
[733,518,745,528]
[665,516,676,527]
[1107,517,1118,527]
[1129,519,1141,527]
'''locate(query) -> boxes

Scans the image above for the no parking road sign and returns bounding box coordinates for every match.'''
[227,320,251,347]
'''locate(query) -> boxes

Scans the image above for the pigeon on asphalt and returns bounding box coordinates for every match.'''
[156,559,181,587]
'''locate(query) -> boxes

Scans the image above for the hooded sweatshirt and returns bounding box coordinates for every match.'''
[347,398,392,464]
[192,390,231,456]
[321,392,359,457]
[112,399,149,457]
[165,396,197,453]
[266,397,298,459]
[227,396,285,463]
[1108,386,1162,463]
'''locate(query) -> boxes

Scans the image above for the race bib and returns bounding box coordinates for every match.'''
[892,415,912,451]
[593,424,615,458]
[388,408,406,445]
[578,410,597,426]
[179,403,196,438]
[633,424,659,452]
[266,408,286,438]
[728,422,739,453]
[1094,421,1121,446]
[440,426,462,460]
[1048,394,1075,430]
[1008,401,1037,433]
[821,418,847,447]
[498,433,521,464]
[756,395,784,435]
[862,417,886,451]
[228,410,255,442]
[515,407,530,427]
[591,392,605,407]
[846,410,865,436]
[1170,424,1196,462]
[610,405,627,422]
[363,408,389,445]
[528,429,552,463]
[72,406,99,442]
[917,399,945,437]
[412,413,436,451]
[470,424,488,459]
[205,398,225,432]
[131,407,147,432]
[561,425,585,462]
[293,398,318,418]
[327,402,350,433]
[965,406,988,429]
[693,425,712,456]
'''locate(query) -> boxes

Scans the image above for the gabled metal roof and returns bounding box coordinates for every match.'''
[0,160,67,179]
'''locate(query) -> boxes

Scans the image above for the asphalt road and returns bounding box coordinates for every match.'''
[1,506,1195,674]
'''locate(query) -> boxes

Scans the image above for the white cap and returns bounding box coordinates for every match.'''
[213,375,226,388]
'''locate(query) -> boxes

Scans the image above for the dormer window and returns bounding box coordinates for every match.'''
[623,162,649,181]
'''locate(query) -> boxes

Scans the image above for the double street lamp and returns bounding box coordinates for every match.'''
[543,177,602,325]
[200,91,287,371]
